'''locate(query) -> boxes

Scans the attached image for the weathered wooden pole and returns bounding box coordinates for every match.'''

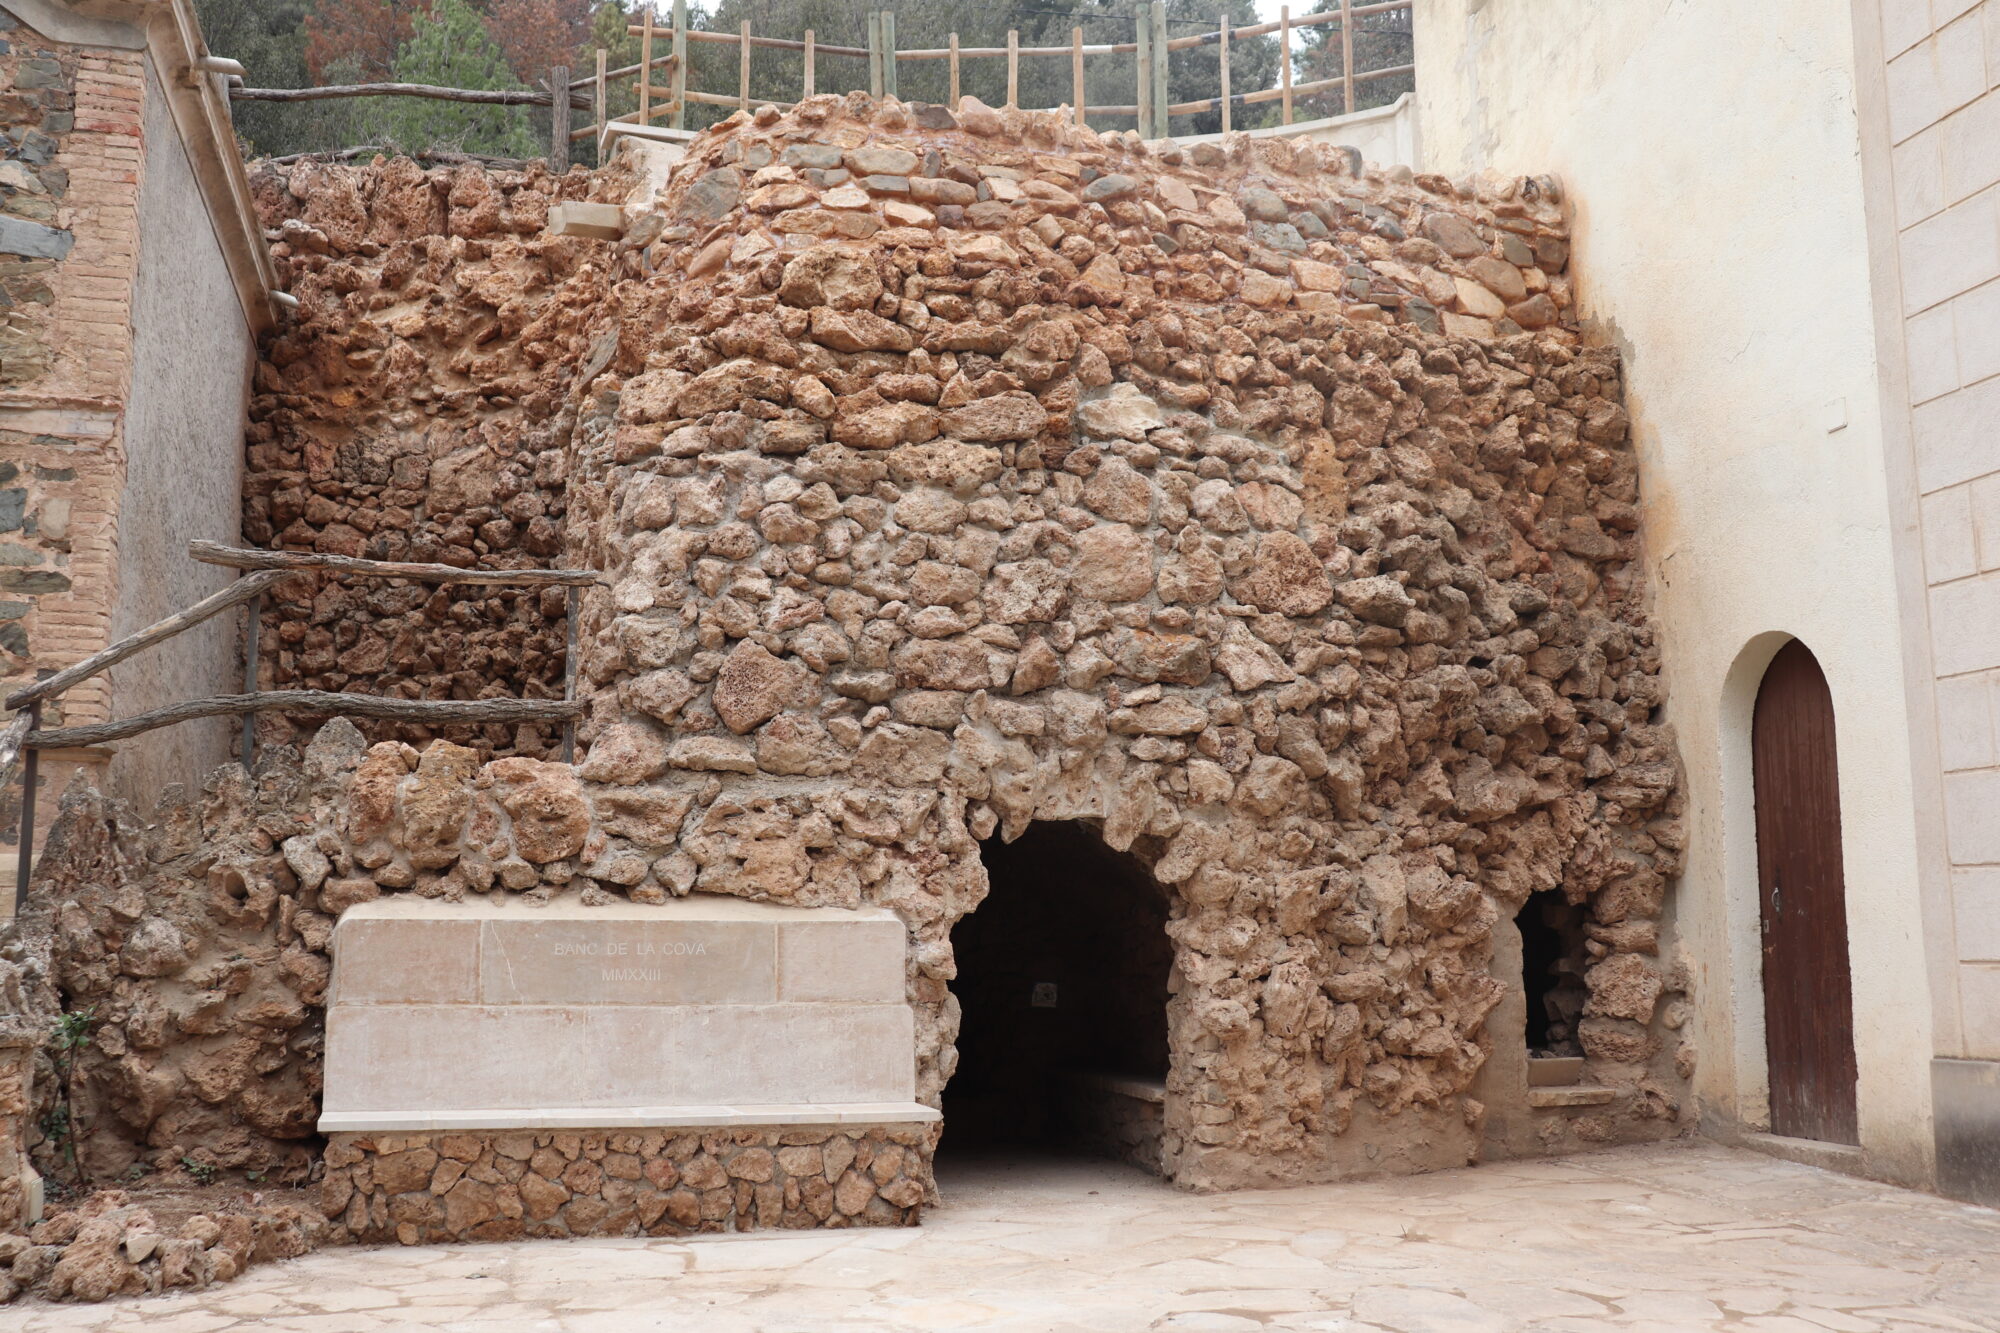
[1219,12,1231,133]
[804,29,815,97]
[594,48,607,146]
[739,21,751,110]
[548,64,570,168]
[949,33,960,109]
[1135,19,1151,136]
[241,590,260,768]
[638,6,653,125]
[15,702,36,914]
[1150,1,1169,137]
[1280,7,1292,125]
[670,0,689,129]
[1071,27,1085,127]
[882,10,898,100]
[1007,29,1019,107]
[868,12,883,97]
[1341,0,1355,115]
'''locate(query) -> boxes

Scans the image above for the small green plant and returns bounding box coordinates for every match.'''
[37,1103,69,1156]
[123,1162,148,1183]
[180,1156,218,1187]
[245,1168,266,1184]
[46,1006,96,1188]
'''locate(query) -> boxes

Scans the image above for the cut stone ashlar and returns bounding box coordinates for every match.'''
[320,894,930,1131]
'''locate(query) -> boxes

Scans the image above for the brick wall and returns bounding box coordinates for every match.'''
[0,14,149,866]
[1877,0,2000,1058]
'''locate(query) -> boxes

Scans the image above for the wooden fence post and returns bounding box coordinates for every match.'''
[739,21,751,111]
[1007,29,1018,107]
[868,12,882,98]
[1150,1,1168,137]
[1072,27,1084,128]
[1136,19,1151,137]
[638,8,653,126]
[804,28,815,98]
[1280,6,1292,125]
[241,591,260,769]
[1341,0,1355,115]
[1219,12,1231,134]
[670,0,689,129]
[882,10,898,100]
[594,47,607,148]
[15,701,36,912]
[949,32,960,110]
[548,64,570,169]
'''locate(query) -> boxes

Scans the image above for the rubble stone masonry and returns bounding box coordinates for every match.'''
[241,157,604,760]
[3,90,1687,1275]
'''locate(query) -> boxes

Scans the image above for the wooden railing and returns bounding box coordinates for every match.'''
[618,0,1414,140]
[227,1,1410,168]
[2,541,596,911]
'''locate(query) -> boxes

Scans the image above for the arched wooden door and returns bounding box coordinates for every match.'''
[1752,640,1859,1144]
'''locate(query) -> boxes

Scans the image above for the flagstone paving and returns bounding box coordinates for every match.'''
[8,1141,1999,1332]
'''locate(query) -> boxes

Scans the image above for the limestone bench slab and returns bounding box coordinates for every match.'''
[320,894,936,1132]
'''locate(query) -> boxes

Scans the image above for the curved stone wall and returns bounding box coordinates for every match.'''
[553,95,1688,1187]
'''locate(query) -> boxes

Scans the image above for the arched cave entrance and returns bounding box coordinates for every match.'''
[941,821,1172,1174]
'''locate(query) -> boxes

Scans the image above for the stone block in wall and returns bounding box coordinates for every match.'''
[320,1125,931,1243]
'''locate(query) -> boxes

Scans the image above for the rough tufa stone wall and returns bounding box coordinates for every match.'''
[549,94,1688,1188]
[238,157,614,759]
[6,89,1688,1253]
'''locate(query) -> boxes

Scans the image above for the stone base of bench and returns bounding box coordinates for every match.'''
[321,1121,937,1245]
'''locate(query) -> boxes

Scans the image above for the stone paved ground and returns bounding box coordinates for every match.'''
[9,1142,2000,1332]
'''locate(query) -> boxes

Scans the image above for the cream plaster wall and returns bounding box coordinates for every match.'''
[1853,0,2000,1064]
[1174,93,1421,170]
[1847,0,2000,1204]
[110,54,252,799]
[1414,0,1937,1184]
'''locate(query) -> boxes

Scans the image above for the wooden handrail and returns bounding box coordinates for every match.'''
[1164,65,1412,118]
[4,568,294,711]
[188,540,600,587]
[27,692,584,750]
[569,51,677,90]
[232,82,593,110]
[630,24,869,58]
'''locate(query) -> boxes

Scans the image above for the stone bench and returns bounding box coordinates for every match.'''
[319,893,937,1133]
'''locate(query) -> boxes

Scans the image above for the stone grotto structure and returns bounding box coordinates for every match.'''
[0,89,1689,1289]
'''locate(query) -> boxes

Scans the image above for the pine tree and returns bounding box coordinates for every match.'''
[1289,0,1413,120]
[368,0,538,157]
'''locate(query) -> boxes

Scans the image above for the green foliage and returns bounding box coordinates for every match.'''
[51,1006,95,1060]
[45,1006,95,1188]
[365,0,539,157]
[180,1156,220,1187]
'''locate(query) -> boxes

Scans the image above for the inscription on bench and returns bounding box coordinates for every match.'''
[480,923,770,1004]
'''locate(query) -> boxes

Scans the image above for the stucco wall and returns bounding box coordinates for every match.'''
[1175,94,1420,171]
[1858,0,2000,1063]
[1847,0,2000,1205]
[1414,0,1937,1185]
[111,53,251,798]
